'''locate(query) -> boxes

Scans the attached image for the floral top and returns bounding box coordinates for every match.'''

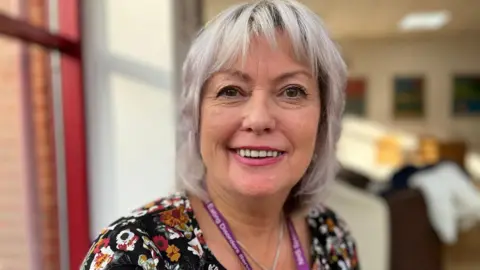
[81,193,359,270]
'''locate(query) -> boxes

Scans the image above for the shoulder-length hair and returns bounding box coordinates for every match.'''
[176,0,346,214]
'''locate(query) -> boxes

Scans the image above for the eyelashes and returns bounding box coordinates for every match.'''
[216,86,243,98]
[280,85,308,98]
[215,84,308,100]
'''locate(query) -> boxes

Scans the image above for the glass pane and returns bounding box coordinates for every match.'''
[0,35,60,270]
[26,0,49,28]
[0,0,22,19]
[28,43,61,270]
[0,35,31,270]
[0,0,49,29]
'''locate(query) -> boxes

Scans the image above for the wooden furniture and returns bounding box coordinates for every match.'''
[386,189,443,270]
[438,140,468,168]
[376,135,403,166]
[444,224,480,270]
[418,136,440,164]
[339,168,444,270]
[418,136,467,168]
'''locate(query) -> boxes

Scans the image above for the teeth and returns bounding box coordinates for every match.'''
[236,149,282,158]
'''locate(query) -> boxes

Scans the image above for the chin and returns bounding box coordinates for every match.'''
[223,152,294,198]
[228,173,289,199]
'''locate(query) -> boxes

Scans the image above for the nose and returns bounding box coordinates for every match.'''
[241,92,275,135]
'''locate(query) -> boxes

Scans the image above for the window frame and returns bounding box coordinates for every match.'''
[0,0,89,268]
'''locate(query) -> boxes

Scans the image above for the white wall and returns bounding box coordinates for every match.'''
[339,35,480,147]
[82,0,202,238]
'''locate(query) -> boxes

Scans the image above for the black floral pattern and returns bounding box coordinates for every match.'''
[81,192,359,270]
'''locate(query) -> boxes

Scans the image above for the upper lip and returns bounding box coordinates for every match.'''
[231,146,285,152]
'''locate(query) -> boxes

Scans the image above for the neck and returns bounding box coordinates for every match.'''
[200,180,289,239]
[219,190,284,233]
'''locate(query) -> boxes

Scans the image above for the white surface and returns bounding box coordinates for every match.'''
[338,116,480,183]
[398,11,451,31]
[111,74,176,216]
[337,116,419,182]
[466,151,480,182]
[325,180,390,270]
[83,0,200,238]
[409,162,480,244]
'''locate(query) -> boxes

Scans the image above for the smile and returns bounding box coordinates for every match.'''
[236,149,283,158]
[230,147,286,166]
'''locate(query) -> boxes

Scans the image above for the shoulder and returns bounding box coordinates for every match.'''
[307,205,352,236]
[81,193,204,270]
[308,205,360,269]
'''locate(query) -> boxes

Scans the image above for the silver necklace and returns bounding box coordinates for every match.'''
[237,221,284,270]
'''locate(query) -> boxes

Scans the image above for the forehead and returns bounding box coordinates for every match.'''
[221,32,312,80]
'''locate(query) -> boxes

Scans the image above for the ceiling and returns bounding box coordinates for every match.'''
[202,0,480,40]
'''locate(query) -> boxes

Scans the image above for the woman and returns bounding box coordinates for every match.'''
[82,0,359,269]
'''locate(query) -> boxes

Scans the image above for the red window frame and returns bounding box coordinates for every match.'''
[0,0,89,268]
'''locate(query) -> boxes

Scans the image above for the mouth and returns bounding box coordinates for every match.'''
[228,147,286,166]
[233,148,285,159]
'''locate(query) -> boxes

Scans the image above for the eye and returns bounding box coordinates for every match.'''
[216,86,242,98]
[281,85,307,98]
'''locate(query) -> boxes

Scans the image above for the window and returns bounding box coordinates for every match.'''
[0,0,88,269]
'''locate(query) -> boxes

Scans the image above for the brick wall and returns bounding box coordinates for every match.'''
[0,28,33,270]
[0,0,60,269]
[0,4,31,270]
[29,45,60,270]
[27,0,61,267]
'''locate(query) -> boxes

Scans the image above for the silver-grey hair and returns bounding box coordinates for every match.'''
[176,0,346,214]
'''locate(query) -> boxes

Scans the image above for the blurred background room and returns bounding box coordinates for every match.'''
[0,0,479,269]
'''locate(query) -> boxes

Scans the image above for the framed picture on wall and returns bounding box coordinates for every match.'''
[452,75,480,116]
[344,77,367,116]
[393,76,425,119]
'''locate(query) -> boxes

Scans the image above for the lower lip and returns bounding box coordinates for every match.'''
[231,151,285,166]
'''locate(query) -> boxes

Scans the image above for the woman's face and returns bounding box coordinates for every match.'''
[199,32,320,198]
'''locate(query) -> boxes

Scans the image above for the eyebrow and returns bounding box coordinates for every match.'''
[220,69,313,83]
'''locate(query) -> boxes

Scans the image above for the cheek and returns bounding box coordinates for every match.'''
[199,106,236,161]
[199,107,219,157]
[279,107,320,184]
[288,108,320,154]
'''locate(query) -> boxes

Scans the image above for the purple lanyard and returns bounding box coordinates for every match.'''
[204,201,310,270]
